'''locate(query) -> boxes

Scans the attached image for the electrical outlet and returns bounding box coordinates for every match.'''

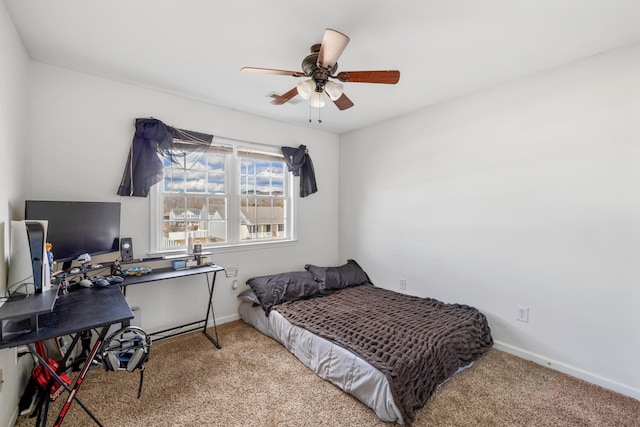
[231,280,239,294]
[516,305,529,322]
[399,279,406,290]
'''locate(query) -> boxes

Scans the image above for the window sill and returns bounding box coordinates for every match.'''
[148,239,298,258]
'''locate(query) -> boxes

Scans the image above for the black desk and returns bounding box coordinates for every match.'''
[0,286,133,427]
[120,264,224,348]
[0,289,57,341]
[0,264,222,425]
[0,286,132,347]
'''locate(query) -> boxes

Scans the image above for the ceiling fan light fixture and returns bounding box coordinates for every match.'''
[309,91,326,108]
[296,79,315,100]
[324,81,344,101]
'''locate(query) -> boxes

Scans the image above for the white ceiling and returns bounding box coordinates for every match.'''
[5,0,640,134]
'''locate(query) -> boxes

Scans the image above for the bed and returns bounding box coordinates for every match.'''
[238,260,493,424]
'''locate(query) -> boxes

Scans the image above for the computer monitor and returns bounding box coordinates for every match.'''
[25,200,121,270]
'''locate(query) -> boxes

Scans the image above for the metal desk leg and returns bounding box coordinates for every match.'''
[38,333,82,425]
[29,325,110,427]
[28,342,102,427]
[202,271,221,349]
[52,325,110,427]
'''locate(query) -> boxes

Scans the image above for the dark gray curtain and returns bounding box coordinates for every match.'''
[117,118,213,197]
[281,145,318,198]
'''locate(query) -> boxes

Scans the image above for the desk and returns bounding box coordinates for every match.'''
[0,264,222,425]
[120,264,224,348]
[0,287,131,347]
[0,286,133,427]
[0,289,57,341]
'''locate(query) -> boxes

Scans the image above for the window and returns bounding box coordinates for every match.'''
[239,147,287,241]
[150,139,294,253]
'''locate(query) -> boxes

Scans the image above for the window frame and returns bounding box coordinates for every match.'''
[149,139,296,255]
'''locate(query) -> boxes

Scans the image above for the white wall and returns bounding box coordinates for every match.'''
[340,43,640,399]
[28,62,340,333]
[0,2,33,426]
[6,11,639,424]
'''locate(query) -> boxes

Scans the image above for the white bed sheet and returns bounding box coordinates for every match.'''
[239,301,405,424]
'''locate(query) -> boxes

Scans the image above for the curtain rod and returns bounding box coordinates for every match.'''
[213,134,290,150]
[153,117,290,150]
[174,135,287,151]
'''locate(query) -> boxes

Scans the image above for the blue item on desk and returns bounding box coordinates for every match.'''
[171,260,187,270]
[122,267,152,276]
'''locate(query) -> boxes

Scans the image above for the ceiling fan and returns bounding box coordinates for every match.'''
[241,29,400,111]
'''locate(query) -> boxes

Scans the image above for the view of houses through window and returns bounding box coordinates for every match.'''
[158,143,290,251]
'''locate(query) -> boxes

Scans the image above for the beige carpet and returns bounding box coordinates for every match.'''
[14,320,640,427]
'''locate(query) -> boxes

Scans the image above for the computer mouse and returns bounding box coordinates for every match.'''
[79,279,93,288]
[94,278,110,287]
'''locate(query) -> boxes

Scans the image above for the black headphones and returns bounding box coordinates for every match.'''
[101,326,151,372]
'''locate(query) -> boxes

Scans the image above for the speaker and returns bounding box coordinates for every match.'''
[120,237,133,261]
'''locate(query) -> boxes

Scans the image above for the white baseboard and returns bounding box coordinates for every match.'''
[214,313,240,325]
[493,340,640,401]
[150,313,240,339]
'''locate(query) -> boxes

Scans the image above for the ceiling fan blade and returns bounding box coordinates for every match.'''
[332,93,354,111]
[241,67,305,78]
[335,70,400,84]
[317,29,350,70]
[270,87,299,105]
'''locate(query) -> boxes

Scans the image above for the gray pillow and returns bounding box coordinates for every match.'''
[246,271,321,314]
[237,289,260,305]
[305,259,370,291]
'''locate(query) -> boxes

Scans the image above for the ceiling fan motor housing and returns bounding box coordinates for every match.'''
[301,44,337,91]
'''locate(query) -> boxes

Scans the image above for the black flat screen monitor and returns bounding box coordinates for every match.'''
[25,200,121,269]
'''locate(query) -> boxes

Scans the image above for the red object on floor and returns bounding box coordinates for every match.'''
[32,341,71,401]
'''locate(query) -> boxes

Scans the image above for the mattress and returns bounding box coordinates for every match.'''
[241,300,478,424]
[239,301,405,423]
[239,261,493,423]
